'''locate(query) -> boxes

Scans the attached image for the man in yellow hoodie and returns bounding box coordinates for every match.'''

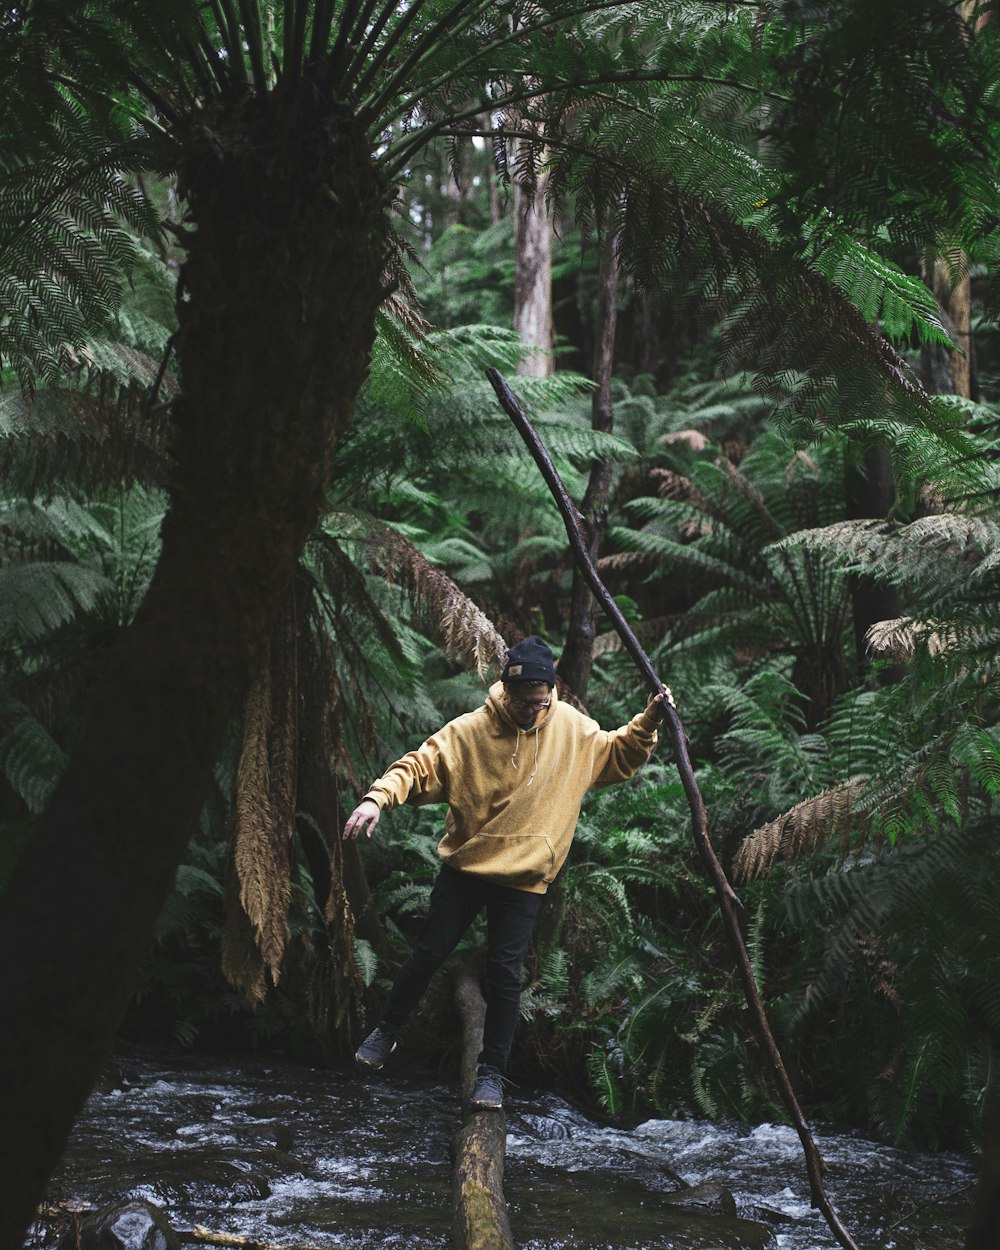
[342,635,671,1109]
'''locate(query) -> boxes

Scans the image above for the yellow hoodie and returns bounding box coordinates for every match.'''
[363,682,659,893]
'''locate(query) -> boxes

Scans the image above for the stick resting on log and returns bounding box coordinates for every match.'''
[451,958,514,1250]
[487,366,858,1250]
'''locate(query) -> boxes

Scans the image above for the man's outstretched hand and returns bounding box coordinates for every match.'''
[343,798,381,840]
[646,685,675,723]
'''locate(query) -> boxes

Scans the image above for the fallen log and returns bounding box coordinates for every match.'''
[178,1225,320,1250]
[451,959,515,1250]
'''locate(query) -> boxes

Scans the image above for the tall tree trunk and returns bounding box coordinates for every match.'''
[0,94,388,1250]
[967,1089,1000,1248]
[513,142,553,378]
[931,255,973,400]
[558,228,620,701]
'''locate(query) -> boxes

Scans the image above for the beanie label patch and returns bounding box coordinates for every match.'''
[508,664,523,676]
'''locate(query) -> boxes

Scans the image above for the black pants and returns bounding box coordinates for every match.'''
[381,864,544,1071]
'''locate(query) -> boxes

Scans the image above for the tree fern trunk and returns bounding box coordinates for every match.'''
[0,93,387,1249]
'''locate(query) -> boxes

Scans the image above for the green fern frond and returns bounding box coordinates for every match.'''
[0,707,67,813]
[0,562,112,645]
[353,938,379,988]
[0,386,173,496]
[586,1045,626,1116]
[0,100,163,394]
[813,234,951,348]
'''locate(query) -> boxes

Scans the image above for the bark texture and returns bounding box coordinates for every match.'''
[0,93,387,1250]
[513,140,553,378]
[932,256,973,400]
[451,961,514,1250]
[967,1089,1000,1249]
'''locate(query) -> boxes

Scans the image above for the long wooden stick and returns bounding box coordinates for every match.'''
[487,367,859,1250]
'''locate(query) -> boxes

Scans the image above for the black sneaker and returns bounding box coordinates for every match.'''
[471,1063,505,1110]
[355,1025,398,1070]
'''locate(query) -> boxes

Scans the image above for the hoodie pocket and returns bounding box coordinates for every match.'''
[443,832,556,889]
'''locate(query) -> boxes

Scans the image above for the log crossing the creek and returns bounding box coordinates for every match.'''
[451,959,515,1250]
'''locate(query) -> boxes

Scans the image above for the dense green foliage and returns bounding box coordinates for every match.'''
[4,0,1000,1162]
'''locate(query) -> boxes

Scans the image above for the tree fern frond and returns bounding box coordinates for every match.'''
[0,705,67,814]
[0,101,164,394]
[779,513,1000,597]
[650,467,715,514]
[0,386,173,496]
[812,233,951,349]
[354,519,507,679]
[0,562,112,645]
[733,777,868,881]
[610,524,764,592]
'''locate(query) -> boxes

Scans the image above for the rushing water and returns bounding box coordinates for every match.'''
[30,1052,976,1250]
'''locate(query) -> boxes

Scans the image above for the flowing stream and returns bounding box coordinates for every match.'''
[31,1052,976,1250]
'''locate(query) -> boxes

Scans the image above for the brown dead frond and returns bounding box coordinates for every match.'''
[720,459,783,538]
[733,777,868,881]
[650,467,714,513]
[598,550,659,574]
[222,603,298,1000]
[866,617,919,662]
[866,616,973,661]
[662,429,710,453]
[361,523,507,679]
[784,449,819,487]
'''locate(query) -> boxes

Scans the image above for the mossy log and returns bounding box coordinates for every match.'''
[451,960,515,1250]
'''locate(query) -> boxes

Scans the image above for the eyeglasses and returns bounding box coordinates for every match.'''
[507,695,551,712]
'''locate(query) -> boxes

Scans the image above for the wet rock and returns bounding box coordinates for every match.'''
[507,1166,777,1249]
[138,1152,272,1206]
[742,1202,805,1227]
[94,1064,126,1095]
[240,1120,294,1152]
[59,1200,179,1250]
[78,1146,306,1209]
[662,1181,739,1218]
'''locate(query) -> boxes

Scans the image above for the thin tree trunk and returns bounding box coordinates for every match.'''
[513,140,553,378]
[558,227,619,701]
[0,95,388,1250]
[451,960,514,1250]
[931,256,973,400]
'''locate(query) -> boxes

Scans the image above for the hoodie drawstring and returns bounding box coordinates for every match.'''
[511,726,541,786]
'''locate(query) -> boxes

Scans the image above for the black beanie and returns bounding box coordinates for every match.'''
[502,636,556,685]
